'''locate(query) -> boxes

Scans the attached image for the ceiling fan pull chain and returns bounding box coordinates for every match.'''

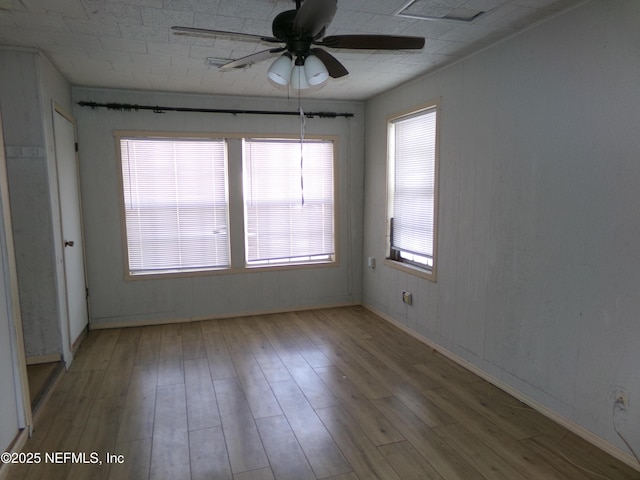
[299,105,306,206]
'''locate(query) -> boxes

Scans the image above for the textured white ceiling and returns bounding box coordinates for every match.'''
[0,0,583,100]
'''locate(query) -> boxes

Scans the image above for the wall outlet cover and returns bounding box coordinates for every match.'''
[613,386,630,409]
[402,291,412,305]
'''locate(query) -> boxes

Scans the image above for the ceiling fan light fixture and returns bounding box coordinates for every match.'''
[267,53,293,86]
[304,54,329,86]
[290,60,310,90]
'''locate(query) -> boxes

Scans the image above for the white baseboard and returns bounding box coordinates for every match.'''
[26,354,61,365]
[89,302,360,330]
[362,303,640,472]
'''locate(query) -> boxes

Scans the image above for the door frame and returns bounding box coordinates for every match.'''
[0,108,32,459]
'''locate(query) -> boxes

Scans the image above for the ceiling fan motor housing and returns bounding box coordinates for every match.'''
[272,10,298,40]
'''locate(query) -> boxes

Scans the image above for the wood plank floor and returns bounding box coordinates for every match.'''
[26,361,63,411]
[7,307,639,480]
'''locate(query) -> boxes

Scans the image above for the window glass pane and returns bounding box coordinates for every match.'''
[243,138,335,266]
[120,137,229,274]
[389,107,437,271]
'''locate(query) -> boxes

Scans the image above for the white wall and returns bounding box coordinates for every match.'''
[363,0,640,462]
[72,87,365,327]
[0,48,72,359]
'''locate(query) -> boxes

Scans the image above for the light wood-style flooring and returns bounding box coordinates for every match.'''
[8,307,639,480]
[26,361,63,411]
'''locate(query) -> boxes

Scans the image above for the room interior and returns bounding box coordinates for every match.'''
[0,0,639,478]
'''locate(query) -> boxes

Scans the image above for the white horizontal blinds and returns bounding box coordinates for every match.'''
[120,137,229,274]
[243,138,334,265]
[391,108,437,264]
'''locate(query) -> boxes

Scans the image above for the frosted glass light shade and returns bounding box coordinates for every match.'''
[290,64,310,90]
[304,55,329,86]
[267,54,293,85]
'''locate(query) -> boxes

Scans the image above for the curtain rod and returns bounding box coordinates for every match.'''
[77,101,354,118]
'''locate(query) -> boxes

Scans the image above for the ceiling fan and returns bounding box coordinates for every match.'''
[172,0,425,89]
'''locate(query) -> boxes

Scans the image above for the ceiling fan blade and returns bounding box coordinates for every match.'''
[219,48,286,71]
[293,0,337,38]
[310,48,348,78]
[319,35,425,50]
[171,26,281,44]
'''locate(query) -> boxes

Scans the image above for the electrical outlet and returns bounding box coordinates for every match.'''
[613,386,630,409]
[402,291,412,305]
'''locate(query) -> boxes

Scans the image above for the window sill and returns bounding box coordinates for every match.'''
[245,259,337,272]
[124,260,338,281]
[384,258,436,282]
[125,266,231,281]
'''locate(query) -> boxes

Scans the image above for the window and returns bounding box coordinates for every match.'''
[118,135,229,276]
[387,104,438,278]
[116,133,336,278]
[243,138,335,266]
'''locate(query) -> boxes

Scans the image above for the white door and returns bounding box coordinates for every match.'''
[53,107,89,348]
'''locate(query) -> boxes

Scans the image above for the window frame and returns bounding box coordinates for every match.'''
[384,101,440,281]
[115,131,339,280]
[242,135,338,269]
[115,131,231,279]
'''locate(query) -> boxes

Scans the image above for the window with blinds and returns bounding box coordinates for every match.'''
[243,138,335,266]
[387,105,438,276]
[118,136,230,276]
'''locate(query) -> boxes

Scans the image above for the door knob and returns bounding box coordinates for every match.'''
[64,240,75,247]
